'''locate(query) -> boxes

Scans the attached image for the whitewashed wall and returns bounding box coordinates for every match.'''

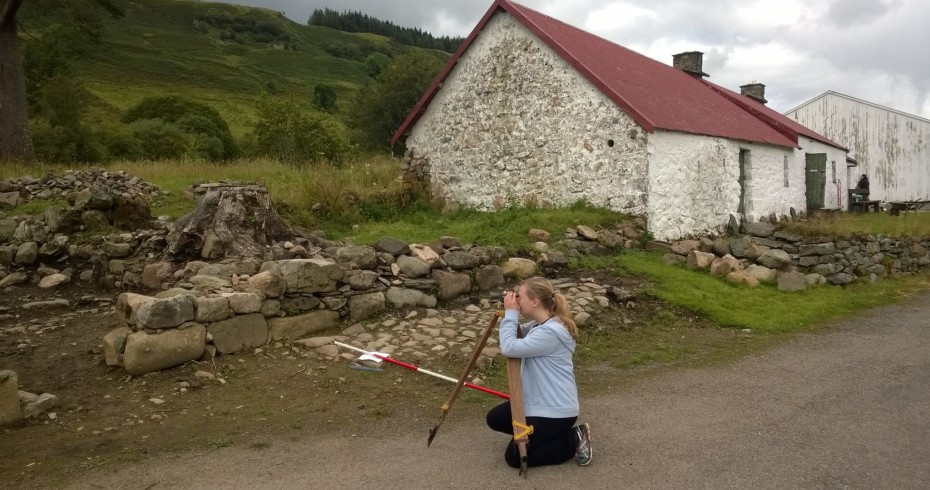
[406,12,649,213]
[786,92,930,202]
[797,137,850,211]
[647,131,805,240]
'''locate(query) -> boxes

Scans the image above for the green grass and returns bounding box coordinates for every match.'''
[575,252,930,333]
[335,200,629,251]
[782,212,930,238]
[18,0,447,138]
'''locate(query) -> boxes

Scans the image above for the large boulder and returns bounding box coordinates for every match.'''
[475,265,505,292]
[123,324,207,375]
[259,259,344,294]
[396,255,431,278]
[135,295,196,329]
[671,240,701,256]
[687,250,716,270]
[247,271,285,298]
[267,310,340,342]
[385,288,437,308]
[0,370,23,427]
[142,262,174,290]
[346,270,379,290]
[14,241,38,265]
[757,249,791,270]
[745,265,777,284]
[744,222,775,237]
[103,327,133,367]
[336,246,377,269]
[432,270,472,300]
[349,292,386,321]
[501,258,538,279]
[222,292,262,314]
[116,292,157,326]
[710,255,742,277]
[207,314,268,354]
[443,251,480,270]
[195,296,231,322]
[409,244,442,268]
[375,237,410,255]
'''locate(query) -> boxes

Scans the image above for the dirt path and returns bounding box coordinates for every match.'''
[65,291,930,489]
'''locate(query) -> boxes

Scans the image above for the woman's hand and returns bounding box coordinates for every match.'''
[503,291,520,311]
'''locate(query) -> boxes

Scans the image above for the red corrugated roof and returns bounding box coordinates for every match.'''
[392,0,842,151]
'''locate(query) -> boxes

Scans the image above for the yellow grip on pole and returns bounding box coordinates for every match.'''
[512,420,534,441]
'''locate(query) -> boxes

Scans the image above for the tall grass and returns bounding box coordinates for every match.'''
[0,156,631,250]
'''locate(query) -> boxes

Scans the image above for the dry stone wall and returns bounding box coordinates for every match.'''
[103,227,644,375]
[662,221,930,290]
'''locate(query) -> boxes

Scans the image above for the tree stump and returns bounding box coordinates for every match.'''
[166,182,294,259]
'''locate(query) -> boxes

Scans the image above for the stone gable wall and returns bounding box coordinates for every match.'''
[406,12,649,213]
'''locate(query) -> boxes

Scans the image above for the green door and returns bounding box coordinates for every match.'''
[805,153,826,211]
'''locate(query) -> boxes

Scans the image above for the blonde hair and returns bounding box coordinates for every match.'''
[521,277,578,340]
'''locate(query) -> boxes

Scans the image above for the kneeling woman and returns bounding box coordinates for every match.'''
[486,277,592,468]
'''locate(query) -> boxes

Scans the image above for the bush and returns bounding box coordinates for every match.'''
[101,127,146,160]
[29,75,106,162]
[253,98,353,164]
[129,119,191,160]
[313,83,337,112]
[122,95,238,160]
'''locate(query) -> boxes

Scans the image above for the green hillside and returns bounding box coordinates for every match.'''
[18,0,447,139]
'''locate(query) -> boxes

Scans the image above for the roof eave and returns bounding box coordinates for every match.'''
[391,1,507,146]
[391,0,658,146]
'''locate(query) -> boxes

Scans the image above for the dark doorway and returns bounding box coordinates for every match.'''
[738,149,750,215]
[805,153,827,211]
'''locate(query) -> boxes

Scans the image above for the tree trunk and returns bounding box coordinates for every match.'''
[0,0,36,163]
[165,183,295,260]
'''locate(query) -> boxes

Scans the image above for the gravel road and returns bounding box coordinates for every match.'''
[69,291,930,490]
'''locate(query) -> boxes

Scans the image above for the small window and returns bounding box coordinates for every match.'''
[783,156,789,187]
[831,161,836,182]
[607,139,615,147]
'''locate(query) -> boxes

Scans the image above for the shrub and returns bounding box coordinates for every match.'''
[253,98,353,164]
[122,95,238,160]
[129,119,190,160]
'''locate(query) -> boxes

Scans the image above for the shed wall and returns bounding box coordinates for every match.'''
[786,93,929,202]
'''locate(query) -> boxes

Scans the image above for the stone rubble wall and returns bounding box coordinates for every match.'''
[103,225,648,376]
[661,221,930,290]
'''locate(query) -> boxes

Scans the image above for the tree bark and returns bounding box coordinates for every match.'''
[165,183,295,260]
[0,0,36,163]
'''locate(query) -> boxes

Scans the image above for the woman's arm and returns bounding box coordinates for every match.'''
[500,310,558,358]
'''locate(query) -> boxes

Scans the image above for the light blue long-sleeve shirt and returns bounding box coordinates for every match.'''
[499,309,579,419]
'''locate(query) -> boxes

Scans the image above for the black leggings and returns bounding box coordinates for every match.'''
[486,401,577,468]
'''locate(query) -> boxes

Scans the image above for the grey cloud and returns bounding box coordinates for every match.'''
[824,0,904,27]
[219,0,929,116]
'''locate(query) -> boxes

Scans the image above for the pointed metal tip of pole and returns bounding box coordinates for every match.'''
[427,427,437,447]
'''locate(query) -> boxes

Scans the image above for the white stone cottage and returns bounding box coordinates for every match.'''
[392,0,848,241]
[785,91,930,204]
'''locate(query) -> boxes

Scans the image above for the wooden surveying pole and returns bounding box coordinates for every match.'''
[427,310,503,447]
[506,353,531,477]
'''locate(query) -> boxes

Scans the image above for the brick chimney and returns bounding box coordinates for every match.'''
[672,51,708,78]
[740,83,767,104]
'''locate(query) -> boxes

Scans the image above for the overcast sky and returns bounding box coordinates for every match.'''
[224,0,930,118]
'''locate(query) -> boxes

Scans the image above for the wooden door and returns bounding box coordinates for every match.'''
[805,153,827,211]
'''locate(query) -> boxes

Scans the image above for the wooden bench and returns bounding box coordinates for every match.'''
[850,200,881,213]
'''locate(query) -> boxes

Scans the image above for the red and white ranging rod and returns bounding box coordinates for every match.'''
[333,341,509,400]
